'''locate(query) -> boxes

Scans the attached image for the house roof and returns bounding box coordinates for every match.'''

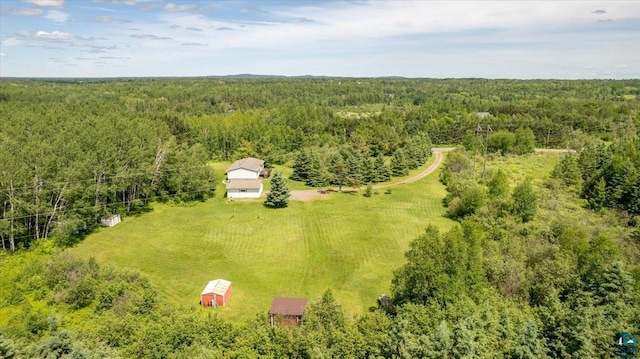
[226,157,264,173]
[269,297,307,316]
[201,279,231,296]
[226,179,263,190]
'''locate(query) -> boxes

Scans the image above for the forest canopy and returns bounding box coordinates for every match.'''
[0,77,639,357]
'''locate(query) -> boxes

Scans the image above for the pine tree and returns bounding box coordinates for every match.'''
[306,151,329,187]
[551,153,581,187]
[362,157,376,184]
[291,150,311,182]
[404,139,422,169]
[390,148,409,177]
[328,153,348,191]
[586,177,607,211]
[373,154,391,183]
[265,172,290,208]
[345,152,364,188]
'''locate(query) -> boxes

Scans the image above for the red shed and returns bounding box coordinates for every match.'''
[201,279,232,307]
[269,297,307,326]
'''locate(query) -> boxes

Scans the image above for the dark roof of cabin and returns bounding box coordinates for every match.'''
[269,297,307,316]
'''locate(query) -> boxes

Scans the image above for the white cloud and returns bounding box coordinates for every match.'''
[21,0,63,8]
[163,3,198,12]
[90,16,132,24]
[130,33,171,40]
[121,0,156,6]
[0,7,43,15]
[45,10,69,22]
[1,38,23,46]
[0,53,6,57]
[34,30,75,40]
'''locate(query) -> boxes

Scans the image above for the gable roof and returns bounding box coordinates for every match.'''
[226,179,263,190]
[227,157,264,173]
[269,297,307,316]
[201,279,231,296]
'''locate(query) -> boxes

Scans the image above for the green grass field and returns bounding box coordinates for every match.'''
[69,159,454,321]
[68,151,562,322]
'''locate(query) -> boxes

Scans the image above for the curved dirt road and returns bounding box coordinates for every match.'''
[288,147,455,201]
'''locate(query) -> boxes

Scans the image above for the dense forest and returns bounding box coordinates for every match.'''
[1,78,639,357]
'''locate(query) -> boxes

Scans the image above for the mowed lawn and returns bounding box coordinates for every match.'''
[69,159,454,321]
[68,151,561,321]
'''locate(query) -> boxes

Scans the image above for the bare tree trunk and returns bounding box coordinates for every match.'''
[9,181,15,252]
[1,203,5,250]
[151,141,169,187]
[34,174,40,240]
[44,183,66,239]
[95,172,103,215]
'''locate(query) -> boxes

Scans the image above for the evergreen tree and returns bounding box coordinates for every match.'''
[551,152,581,187]
[364,183,373,197]
[586,177,607,211]
[265,172,290,208]
[345,152,364,188]
[362,157,376,184]
[306,151,329,187]
[405,139,423,169]
[328,153,348,191]
[509,320,546,359]
[390,148,409,177]
[373,154,391,183]
[291,150,311,182]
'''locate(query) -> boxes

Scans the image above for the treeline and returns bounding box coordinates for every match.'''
[1,78,638,250]
[4,77,636,161]
[578,137,640,216]
[2,163,638,358]
[428,147,640,357]
[291,132,431,188]
[0,93,215,252]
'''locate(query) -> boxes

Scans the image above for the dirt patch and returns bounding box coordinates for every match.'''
[289,189,332,202]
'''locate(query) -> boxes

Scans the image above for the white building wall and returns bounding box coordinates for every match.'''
[227,183,263,199]
[227,168,260,180]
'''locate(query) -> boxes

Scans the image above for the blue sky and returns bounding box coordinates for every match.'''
[1,0,639,78]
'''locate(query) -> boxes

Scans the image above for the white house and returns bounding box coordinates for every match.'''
[226,179,263,199]
[226,157,264,180]
[226,157,265,199]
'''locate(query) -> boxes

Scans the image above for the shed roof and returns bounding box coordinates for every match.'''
[226,179,263,190]
[227,157,264,173]
[269,297,307,316]
[201,279,231,296]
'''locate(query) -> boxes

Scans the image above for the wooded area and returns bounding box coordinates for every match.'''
[0,77,639,357]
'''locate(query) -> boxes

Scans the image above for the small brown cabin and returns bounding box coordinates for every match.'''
[269,297,307,327]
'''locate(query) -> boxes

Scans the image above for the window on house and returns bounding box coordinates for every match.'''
[240,189,247,193]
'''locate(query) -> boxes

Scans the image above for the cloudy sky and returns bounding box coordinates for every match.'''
[1,0,639,78]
